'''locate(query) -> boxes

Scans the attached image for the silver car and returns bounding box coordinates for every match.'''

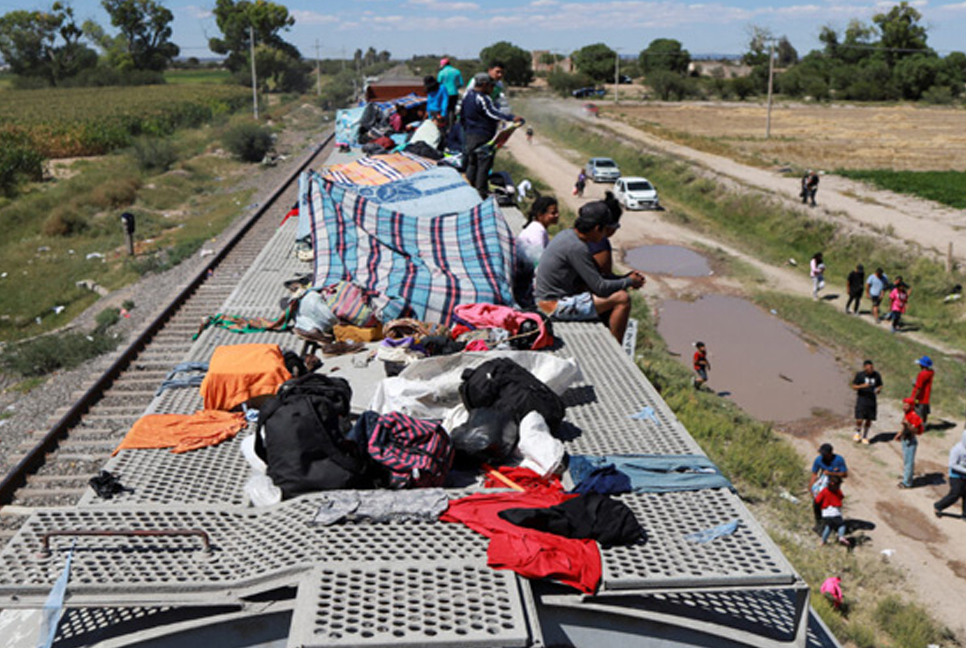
[585,157,621,183]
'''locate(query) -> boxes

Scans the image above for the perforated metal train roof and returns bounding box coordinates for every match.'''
[0,178,821,646]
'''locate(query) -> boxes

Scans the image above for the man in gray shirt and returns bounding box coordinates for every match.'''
[535,201,645,341]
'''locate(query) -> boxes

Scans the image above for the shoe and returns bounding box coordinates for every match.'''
[838,536,850,547]
[897,482,910,489]
[853,433,862,442]
[321,340,366,356]
[861,438,870,445]
[934,508,942,518]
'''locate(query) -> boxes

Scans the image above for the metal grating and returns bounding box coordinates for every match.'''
[78,431,253,508]
[288,562,530,647]
[0,499,489,605]
[554,322,700,456]
[602,490,795,589]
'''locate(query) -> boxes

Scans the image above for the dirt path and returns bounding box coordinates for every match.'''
[533,98,966,265]
[504,130,966,642]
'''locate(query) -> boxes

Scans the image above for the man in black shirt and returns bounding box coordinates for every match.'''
[845,263,864,314]
[851,359,883,444]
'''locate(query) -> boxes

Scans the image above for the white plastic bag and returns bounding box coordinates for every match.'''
[516,412,564,477]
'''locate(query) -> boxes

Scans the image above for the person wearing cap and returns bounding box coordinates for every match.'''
[887,276,910,332]
[934,427,966,518]
[809,443,849,528]
[466,61,508,108]
[851,360,883,444]
[896,396,924,488]
[534,200,646,342]
[866,267,889,323]
[910,355,935,425]
[437,57,464,126]
[461,72,523,199]
[845,263,865,315]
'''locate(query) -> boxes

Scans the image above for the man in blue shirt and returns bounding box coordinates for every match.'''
[461,72,523,199]
[866,267,889,322]
[437,58,464,126]
[809,443,849,528]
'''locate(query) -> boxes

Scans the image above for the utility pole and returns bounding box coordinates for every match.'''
[315,39,321,96]
[765,40,775,139]
[249,25,258,120]
[611,47,625,104]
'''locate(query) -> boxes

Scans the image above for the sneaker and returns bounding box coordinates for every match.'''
[853,433,862,442]
[897,482,910,489]
[838,536,850,547]
[861,438,870,445]
[934,508,942,518]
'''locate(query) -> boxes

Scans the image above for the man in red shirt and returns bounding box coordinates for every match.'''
[896,397,924,489]
[693,341,710,390]
[910,355,934,426]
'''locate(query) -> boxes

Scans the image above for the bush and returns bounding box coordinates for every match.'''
[95,307,121,331]
[222,122,273,162]
[42,208,89,237]
[88,176,141,209]
[921,84,955,105]
[132,137,178,172]
[1,330,119,377]
[0,132,45,196]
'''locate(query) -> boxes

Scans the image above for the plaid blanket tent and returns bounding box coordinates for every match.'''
[303,172,516,324]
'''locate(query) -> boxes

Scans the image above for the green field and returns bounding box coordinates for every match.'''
[164,69,232,85]
[0,85,250,157]
[837,169,966,209]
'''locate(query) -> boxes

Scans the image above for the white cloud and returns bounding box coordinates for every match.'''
[181,5,212,19]
[407,0,481,10]
[291,10,339,25]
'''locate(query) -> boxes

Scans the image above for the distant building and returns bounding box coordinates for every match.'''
[532,50,573,74]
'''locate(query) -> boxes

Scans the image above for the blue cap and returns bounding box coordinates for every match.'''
[916,356,933,368]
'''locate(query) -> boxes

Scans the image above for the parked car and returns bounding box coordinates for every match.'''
[613,176,659,210]
[585,157,621,183]
[572,86,606,98]
[618,74,633,84]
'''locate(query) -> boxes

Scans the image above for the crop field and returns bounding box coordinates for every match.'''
[837,169,966,209]
[0,85,250,158]
[608,102,966,172]
[164,69,233,85]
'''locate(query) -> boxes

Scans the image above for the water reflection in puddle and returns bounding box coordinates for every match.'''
[625,245,711,277]
[657,295,852,422]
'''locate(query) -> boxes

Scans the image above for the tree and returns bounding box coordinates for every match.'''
[101,0,179,71]
[0,3,96,86]
[873,1,929,68]
[479,41,533,86]
[646,70,694,100]
[776,36,798,67]
[639,38,689,75]
[742,25,773,67]
[209,0,299,73]
[572,43,616,82]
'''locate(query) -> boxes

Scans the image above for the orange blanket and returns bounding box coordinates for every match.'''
[199,343,291,411]
[113,410,248,455]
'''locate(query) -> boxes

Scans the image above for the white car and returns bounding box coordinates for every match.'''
[613,176,660,210]
[585,157,621,183]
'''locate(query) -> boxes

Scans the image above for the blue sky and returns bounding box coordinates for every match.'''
[10,0,966,60]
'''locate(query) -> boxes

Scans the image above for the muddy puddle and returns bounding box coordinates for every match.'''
[656,295,852,423]
[625,245,711,277]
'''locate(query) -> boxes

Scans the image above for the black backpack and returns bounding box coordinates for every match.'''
[458,358,566,433]
[254,374,372,499]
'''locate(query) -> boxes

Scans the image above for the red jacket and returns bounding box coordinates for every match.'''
[911,369,934,405]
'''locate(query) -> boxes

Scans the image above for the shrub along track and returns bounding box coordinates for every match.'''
[0,132,334,543]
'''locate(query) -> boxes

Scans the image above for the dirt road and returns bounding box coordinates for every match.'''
[504,127,966,642]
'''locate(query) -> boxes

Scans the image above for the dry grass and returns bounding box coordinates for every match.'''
[607,102,966,171]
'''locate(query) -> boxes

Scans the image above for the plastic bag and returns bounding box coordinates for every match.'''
[516,412,564,477]
[450,407,519,461]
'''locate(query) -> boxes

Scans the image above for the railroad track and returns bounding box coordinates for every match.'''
[0,132,335,542]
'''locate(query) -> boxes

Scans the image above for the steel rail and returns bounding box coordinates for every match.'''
[0,132,333,506]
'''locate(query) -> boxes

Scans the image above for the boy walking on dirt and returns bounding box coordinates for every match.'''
[852,360,882,444]
[693,341,710,389]
[846,264,864,314]
[934,428,966,518]
[910,355,934,426]
[896,397,924,489]
[866,268,889,323]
